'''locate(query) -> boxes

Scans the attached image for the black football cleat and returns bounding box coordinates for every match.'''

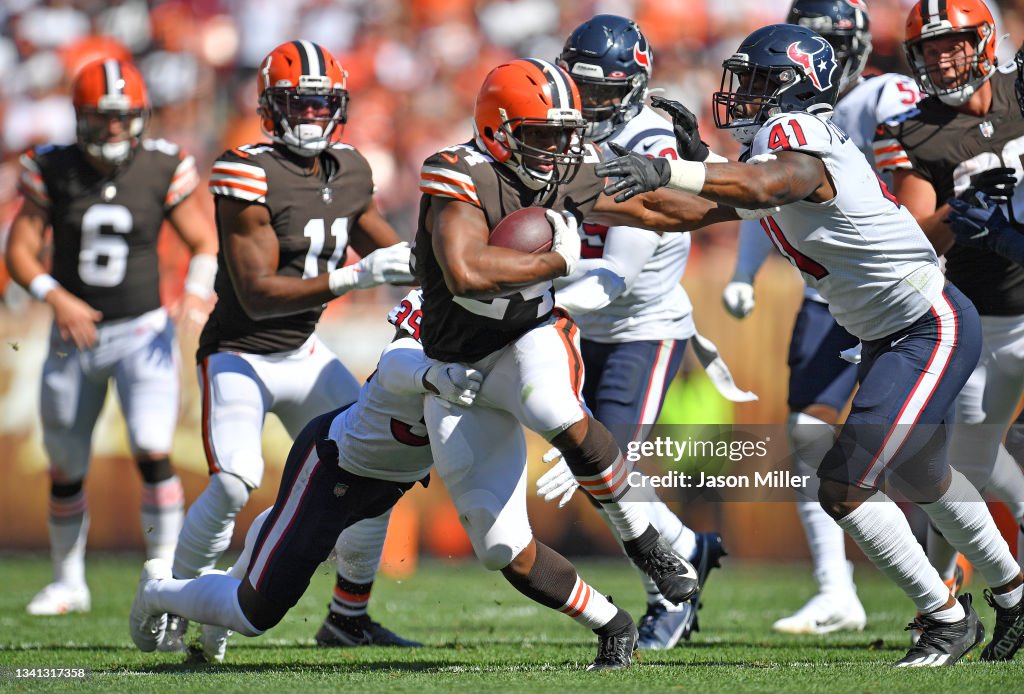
[895,594,984,667]
[981,589,1024,661]
[588,613,638,671]
[315,611,422,647]
[624,528,699,605]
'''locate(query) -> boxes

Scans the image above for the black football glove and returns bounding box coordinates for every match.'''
[595,142,670,202]
[960,167,1017,205]
[650,95,710,162]
[1015,43,1024,119]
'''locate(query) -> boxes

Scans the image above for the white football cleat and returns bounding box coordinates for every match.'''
[26,582,91,616]
[772,591,867,635]
[199,624,232,663]
[129,559,171,652]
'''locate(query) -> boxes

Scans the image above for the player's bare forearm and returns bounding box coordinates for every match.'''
[700,153,823,209]
[350,199,404,256]
[431,197,567,298]
[167,193,218,257]
[219,201,335,319]
[6,199,49,286]
[589,188,736,231]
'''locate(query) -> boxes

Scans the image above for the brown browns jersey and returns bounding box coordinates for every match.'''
[198,142,374,361]
[17,139,198,321]
[413,140,603,362]
[874,68,1024,315]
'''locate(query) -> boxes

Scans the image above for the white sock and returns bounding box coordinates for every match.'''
[920,468,1020,589]
[574,453,651,541]
[230,507,272,580]
[334,511,390,582]
[926,524,960,583]
[144,572,262,637]
[836,494,951,614]
[173,473,250,579]
[929,599,966,623]
[788,413,852,594]
[993,584,1024,609]
[49,492,89,588]
[559,574,619,630]
[141,477,185,562]
[650,499,697,560]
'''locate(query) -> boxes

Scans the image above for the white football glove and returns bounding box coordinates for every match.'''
[423,362,483,407]
[536,447,578,507]
[547,209,581,277]
[328,242,413,295]
[722,273,755,319]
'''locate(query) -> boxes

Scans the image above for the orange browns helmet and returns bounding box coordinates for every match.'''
[474,59,587,190]
[904,0,997,106]
[72,58,149,165]
[258,40,349,157]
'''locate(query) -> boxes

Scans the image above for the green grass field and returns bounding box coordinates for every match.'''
[1,553,1022,692]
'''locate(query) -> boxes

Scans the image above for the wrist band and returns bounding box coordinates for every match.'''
[666,159,707,194]
[184,254,218,301]
[29,273,59,301]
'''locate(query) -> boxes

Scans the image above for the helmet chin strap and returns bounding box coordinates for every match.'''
[282,122,332,157]
[85,140,133,164]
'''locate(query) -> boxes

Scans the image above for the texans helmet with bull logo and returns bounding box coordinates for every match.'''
[713,23,840,144]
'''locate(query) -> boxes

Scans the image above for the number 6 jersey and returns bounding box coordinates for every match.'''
[199,143,374,360]
[17,140,198,321]
[746,111,943,341]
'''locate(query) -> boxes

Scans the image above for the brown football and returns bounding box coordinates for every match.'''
[488,207,553,254]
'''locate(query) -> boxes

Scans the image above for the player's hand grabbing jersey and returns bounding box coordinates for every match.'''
[748,111,942,341]
[873,67,1024,316]
[18,140,198,321]
[200,143,374,359]
[414,140,603,362]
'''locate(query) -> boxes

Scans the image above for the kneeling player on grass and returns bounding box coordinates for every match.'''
[129,291,640,670]
[596,23,1024,667]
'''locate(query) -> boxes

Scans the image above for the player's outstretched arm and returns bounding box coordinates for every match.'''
[376,337,482,407]
[948,192,1024,266]
[7,196,102,348]
[598,148,829,211]
[429,197,571,299]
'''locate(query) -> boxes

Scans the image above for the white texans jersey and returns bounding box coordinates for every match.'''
[566,106,694,342]
[833,73,922,164]
[746,111,943,341]
[328,290,432,483]
[737,73,923,304]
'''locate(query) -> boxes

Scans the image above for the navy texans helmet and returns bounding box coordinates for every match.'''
[713,24,840,144]
[558,14,652,142]
[787,0,872,93]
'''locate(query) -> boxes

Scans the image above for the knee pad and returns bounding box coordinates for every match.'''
[455,489,531,571]
[137,457,173,484]
[209,472,253,517]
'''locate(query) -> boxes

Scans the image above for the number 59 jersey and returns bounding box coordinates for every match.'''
[199,143,374,360]
[747,112,942,342]
[18,140,198,321]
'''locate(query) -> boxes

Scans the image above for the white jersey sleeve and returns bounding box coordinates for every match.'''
[570,106,694,342]
[832,73,922,160]
[747,112,943,341]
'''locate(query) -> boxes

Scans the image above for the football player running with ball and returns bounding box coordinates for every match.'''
[412,57,766,669]
[170,41,416,650]
[536,14,729,651]
[597,23,1024,666]
[7,58,217,623]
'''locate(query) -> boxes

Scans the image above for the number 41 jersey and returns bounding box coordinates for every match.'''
[18,140,198,321]
[747,112,943,341]
[199,143,374,361]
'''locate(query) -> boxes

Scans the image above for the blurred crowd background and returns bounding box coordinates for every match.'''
[1,0,1023,567]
